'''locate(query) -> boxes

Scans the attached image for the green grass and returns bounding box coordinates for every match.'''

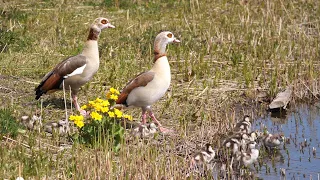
[1,0,320,179]
[0,109,23,138]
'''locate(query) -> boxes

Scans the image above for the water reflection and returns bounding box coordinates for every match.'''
[253,104,320,179]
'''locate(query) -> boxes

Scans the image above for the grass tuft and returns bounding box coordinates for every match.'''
[0,109,23,138]
[1,0,320,178]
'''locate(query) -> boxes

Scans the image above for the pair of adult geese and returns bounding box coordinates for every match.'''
[34,17,180,133]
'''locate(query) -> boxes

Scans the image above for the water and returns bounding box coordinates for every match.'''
[253,104,320,179]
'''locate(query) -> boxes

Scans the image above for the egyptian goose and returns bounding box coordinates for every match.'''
[35,17,115,115]
[236,151,258,167]
[245,141,259,162]
[234,115,252,133]
[226,133,253,151]
[131,123,157,138]
[189,143,215,171]
[115,31,180,133]
[248,130,262,141]
[263,133,285,150]
[223,137,245,155]
[236,141,259,167]
[193,144,216,163]
[222,136,247,168]
[237,130,262,142]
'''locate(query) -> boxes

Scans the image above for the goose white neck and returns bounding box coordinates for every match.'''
[151,56,170,74]
[82,40,99,59]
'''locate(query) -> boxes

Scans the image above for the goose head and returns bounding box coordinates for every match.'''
[92,17,115,30]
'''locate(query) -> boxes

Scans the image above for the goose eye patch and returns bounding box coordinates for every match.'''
[101,19,107,24]
[167,33,173,38]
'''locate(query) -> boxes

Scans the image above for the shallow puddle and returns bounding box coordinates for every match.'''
[253,104,320,179]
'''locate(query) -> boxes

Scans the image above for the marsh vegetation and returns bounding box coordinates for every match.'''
[1,0,320,179]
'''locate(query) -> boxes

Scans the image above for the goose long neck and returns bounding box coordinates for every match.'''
[154,38,167,62]
[87,27,101,41]
[82,40,99,58]
[82,26,100,59]
[81,39,99,75]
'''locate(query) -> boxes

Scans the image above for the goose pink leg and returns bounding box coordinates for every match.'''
[141,108,147,125]
[148,111,174,133]
[72,94,87,116]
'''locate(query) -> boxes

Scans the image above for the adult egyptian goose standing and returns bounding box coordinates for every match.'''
[115,31,180,133]
[35,17,115,115]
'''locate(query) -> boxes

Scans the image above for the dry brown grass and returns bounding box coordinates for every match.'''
[1,0,320,179]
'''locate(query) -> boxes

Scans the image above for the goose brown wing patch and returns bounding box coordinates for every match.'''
[35,55,87,100]
[55,55,87,76]
[116,71,155,105]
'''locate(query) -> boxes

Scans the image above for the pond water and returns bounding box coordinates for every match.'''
[253,104,320,179]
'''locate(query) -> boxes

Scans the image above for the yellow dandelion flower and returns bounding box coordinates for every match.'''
[95,98,103,103]
[69,115,84,121]
[101,107,109,113]
[74,120,84,128]
[90,111,102,121]
[110,94,118,100]
[114,109,123,118]
[75,115,84,121]
[89,100,95,106]
[80,105,87,110]
[123,114,133,121]
[94,104,103,112]
[106,92,111,99]
[108,111,115,118]
[69,115,76,121]
[102,100,110,107]
[110,87,120,95]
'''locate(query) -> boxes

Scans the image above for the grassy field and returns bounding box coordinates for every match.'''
[1,0,320,179]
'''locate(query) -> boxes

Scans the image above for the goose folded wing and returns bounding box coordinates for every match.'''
[35,55,87,99]
[116,71,155,105]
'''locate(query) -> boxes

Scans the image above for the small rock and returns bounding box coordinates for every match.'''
[269,86,292,110]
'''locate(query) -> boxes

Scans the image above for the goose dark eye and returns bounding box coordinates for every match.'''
[101,19,107,24]
[167,33,173,38]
